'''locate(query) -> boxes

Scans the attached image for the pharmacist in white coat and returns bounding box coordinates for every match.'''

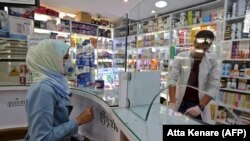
[168,30,220,123]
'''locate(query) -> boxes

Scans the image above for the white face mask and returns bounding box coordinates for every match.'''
[194,49,204,53]
[64,59,75,75]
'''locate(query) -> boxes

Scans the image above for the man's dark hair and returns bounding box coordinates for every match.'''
[195,30,215,40]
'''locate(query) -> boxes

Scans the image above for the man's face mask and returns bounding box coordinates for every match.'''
[193,38,213,59]
[64,59,75,75]
[195,38,213,45]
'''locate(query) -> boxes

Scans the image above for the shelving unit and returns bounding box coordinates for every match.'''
[215,119,230,125]
[221,75,250,79]
[216,0,250,125]
[220,88,250,94]
[34,28,70,35]
[173,22,218,30]
[223,38,250,42]
[217,102,250,113]
[225,15,246,22]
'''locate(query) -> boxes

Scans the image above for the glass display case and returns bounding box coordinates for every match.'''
[0,37,30,86]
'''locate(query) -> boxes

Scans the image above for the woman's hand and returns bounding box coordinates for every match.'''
[75,107,94,125]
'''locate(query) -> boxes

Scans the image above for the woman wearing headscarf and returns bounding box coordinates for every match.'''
[24,39,93,141]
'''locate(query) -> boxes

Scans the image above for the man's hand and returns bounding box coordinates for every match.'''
[168,102,177,111]
[184,105,202,117]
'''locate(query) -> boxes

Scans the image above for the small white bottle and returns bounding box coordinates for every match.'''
[231,79,237,89]
[227,79,231,88]
[234,64,239,77]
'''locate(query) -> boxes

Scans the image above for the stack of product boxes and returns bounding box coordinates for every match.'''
[225,22,245,40]
[237,0,247,17]
[221,60,250,91]
[217,91,250,125]
[219,92,250,111]
[19,63,32,85]
[225,0,248,40]
[76,40,96,87]
[222,41,250,60]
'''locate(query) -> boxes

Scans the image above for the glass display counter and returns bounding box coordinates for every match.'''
[112,86,206,141]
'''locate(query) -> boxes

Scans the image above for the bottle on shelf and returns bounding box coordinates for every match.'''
[238,79,247,90]
[231,63,239,77]
[227,79,231,89]
[231,79,237,89]
[239,62,247,77]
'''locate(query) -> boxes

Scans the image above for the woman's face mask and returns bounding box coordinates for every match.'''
[63,59,75,75]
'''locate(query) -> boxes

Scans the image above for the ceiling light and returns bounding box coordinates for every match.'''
[155,0,167,8]
[124,0,128,2]
[151,10,156,14]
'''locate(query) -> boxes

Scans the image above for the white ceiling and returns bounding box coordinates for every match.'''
[40,0,142,21]
[129,0,215,20]
[41,0,215,21]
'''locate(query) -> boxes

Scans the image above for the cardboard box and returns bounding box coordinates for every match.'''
[75,12,92,23]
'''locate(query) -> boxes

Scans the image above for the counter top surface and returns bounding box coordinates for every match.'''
[113,104,204,141]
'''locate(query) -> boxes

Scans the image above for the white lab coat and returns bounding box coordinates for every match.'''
[168,51,220,122]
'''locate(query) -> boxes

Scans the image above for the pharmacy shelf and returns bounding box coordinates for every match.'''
[113,58,125,63]
[97,49,113,52]
[34,28,70,35]
[97,59,113,62]
[98,25,113,30]
[0,52,27,55]
[0,47,28,51]
[173,22,218,30]
[225,15,245,22]
[221,75,250,80]
[222,38,250,42]
[215,119,230,125]
[220,88,250,94]
[222,59,250,61]
[113,35,137,40]
[174,44,193,47]
[0,37,27,42]
[34,12,61,20]
[71,33,98,38]
[217,102,250,113]
[137,46,169,49]
[0,57,26,62]
[97,36,112,40]
[137,30,170,36]
[114,23,137,29]
[174,46,192,49]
